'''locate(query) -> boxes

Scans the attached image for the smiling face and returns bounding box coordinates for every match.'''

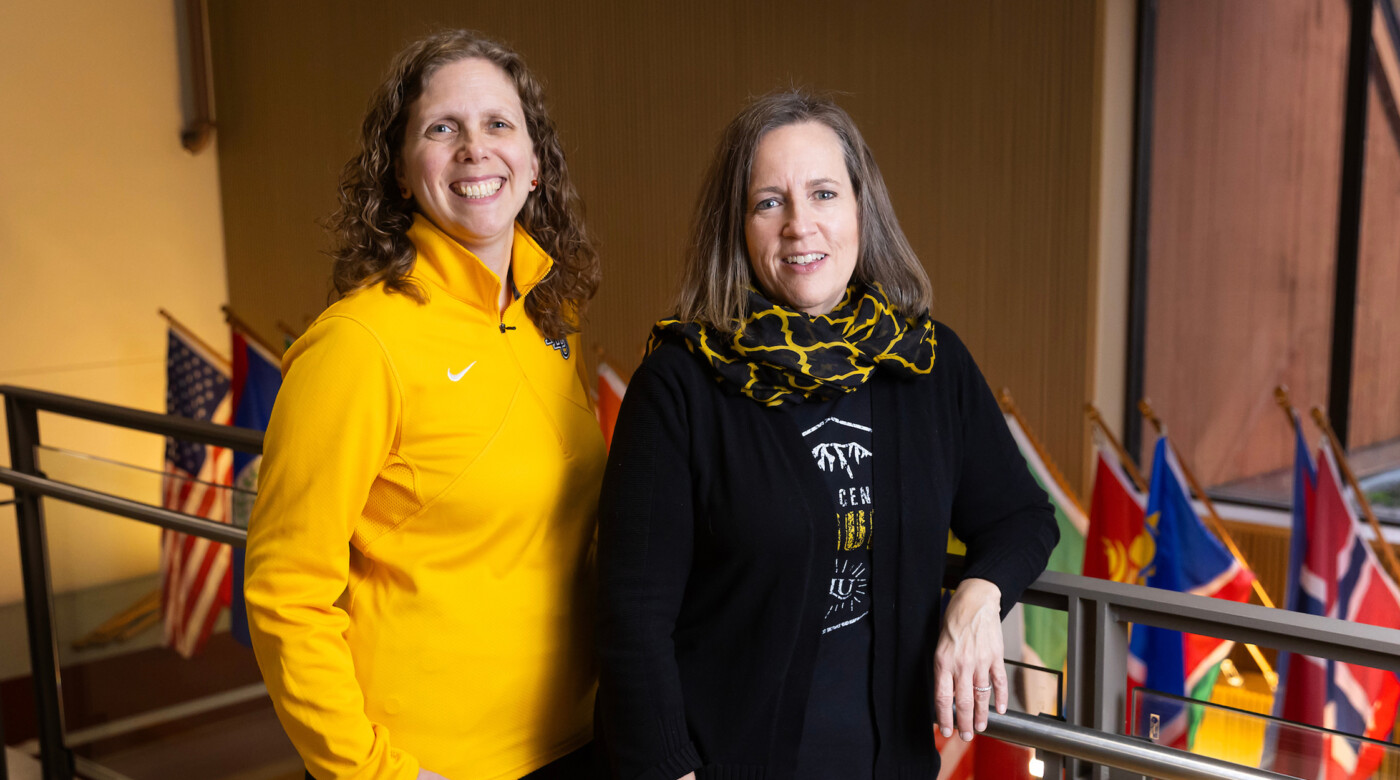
[396,57,539,269]
[743,121,860,317]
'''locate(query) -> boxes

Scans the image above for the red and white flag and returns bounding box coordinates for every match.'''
[160,326,234,658]
[1267,427,1400,779]
[1311,444,1399,779]
[935,731,975,780]
[596,361,627,450]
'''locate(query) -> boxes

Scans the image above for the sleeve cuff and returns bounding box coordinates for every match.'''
[639,742,702,780]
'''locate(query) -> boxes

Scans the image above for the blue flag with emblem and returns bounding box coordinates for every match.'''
[228,330,282,647]
[1127,436,1254,748]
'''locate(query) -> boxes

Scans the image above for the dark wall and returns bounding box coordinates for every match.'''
[208,0,1101,490]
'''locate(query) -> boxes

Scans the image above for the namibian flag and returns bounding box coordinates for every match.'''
[1127,436,1254,748]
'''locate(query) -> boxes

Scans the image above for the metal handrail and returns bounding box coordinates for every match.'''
[947,557,1400,779]
[0,469,246,546]
[8,384,1400,780]
[987,711,1294,780]
[947,563,1400,675]
[1,384,264,780]
[0,384,263,453]
[1026,569,1400,674]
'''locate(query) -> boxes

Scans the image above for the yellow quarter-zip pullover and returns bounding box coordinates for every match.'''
[246,215,606,780]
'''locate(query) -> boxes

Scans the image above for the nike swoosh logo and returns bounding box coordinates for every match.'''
[447,362,476,382]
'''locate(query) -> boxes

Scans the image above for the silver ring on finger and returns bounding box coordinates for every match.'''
[973,684,992,693]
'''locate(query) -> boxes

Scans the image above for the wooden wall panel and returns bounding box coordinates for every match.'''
[1144,0,1347,485]
[1221,519,1291,614]
[1352,79,1400,450]
[208,0,1100,490]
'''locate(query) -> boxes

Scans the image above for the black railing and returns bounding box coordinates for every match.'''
[0,385,261,780]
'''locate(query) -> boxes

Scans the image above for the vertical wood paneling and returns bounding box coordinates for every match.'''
[1220,520,1291,614]
[208,0,1100,490]
[1144,0,1347,485]
[1352,79,1400,450]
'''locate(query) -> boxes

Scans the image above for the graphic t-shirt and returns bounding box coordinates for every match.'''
[790,387,877,779]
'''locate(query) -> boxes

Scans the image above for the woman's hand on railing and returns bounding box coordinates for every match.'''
[932,577,1007,741]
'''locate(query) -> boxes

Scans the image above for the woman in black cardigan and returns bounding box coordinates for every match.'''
[595,90,1058,780]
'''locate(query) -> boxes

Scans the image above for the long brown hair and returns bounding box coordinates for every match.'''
[676,89,931,330]
[328,29,599,339]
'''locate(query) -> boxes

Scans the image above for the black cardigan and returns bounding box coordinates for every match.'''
[595,324,1058,780]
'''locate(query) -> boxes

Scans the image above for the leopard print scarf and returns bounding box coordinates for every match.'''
[649,283,935,406]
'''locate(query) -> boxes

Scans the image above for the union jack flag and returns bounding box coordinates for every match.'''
[1267,423,1400,779]
[160,326,234,658]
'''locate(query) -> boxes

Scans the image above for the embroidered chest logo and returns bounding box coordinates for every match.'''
[447,361,476,382]
[544,337,570,359]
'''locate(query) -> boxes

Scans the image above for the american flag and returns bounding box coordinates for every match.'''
[161,326,234,658]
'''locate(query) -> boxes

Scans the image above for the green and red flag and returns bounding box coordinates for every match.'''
[1002,411,1087,715]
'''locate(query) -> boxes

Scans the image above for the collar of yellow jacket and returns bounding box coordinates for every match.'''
[406,213,554,311]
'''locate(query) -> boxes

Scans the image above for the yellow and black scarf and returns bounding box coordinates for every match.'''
[649,283,936,406]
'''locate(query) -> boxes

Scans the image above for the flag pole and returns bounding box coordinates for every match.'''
[1273,386,1302,434]
[1138,399,1276,607]
[1085,403,1148,492]
[158,308,231,372]
[274,319,302,343]
[221,305,284,358]
[1309,406,1400,586]
[999,388,1087,517]
[1138,399,1279,691]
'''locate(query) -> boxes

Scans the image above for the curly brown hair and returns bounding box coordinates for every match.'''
[328,29,599,339]
[676,89,932,330]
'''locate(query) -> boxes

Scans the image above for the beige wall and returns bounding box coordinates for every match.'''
[210,0,1104,494]
[1092,0,1138,465]
[0,2,230,603]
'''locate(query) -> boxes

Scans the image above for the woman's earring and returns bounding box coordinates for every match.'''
[400,187,412,199]
[531,178,539,188]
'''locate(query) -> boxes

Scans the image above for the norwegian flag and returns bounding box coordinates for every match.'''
[1267,432,1400,780]
[160,326,234,658]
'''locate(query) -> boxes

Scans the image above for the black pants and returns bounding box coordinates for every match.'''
[305,743,599,779]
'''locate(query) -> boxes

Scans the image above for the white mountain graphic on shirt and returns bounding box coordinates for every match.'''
[802,417,873,479]
[810,442,872,479]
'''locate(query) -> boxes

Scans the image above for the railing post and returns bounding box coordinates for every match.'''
[1064,593,1089,778]
[1065,594,1136,780]
[1093,601,1134,780]
[4,396,74,780]
[1038,747,1064,780]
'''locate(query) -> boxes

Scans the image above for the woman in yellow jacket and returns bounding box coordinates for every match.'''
[244,30,605,780]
